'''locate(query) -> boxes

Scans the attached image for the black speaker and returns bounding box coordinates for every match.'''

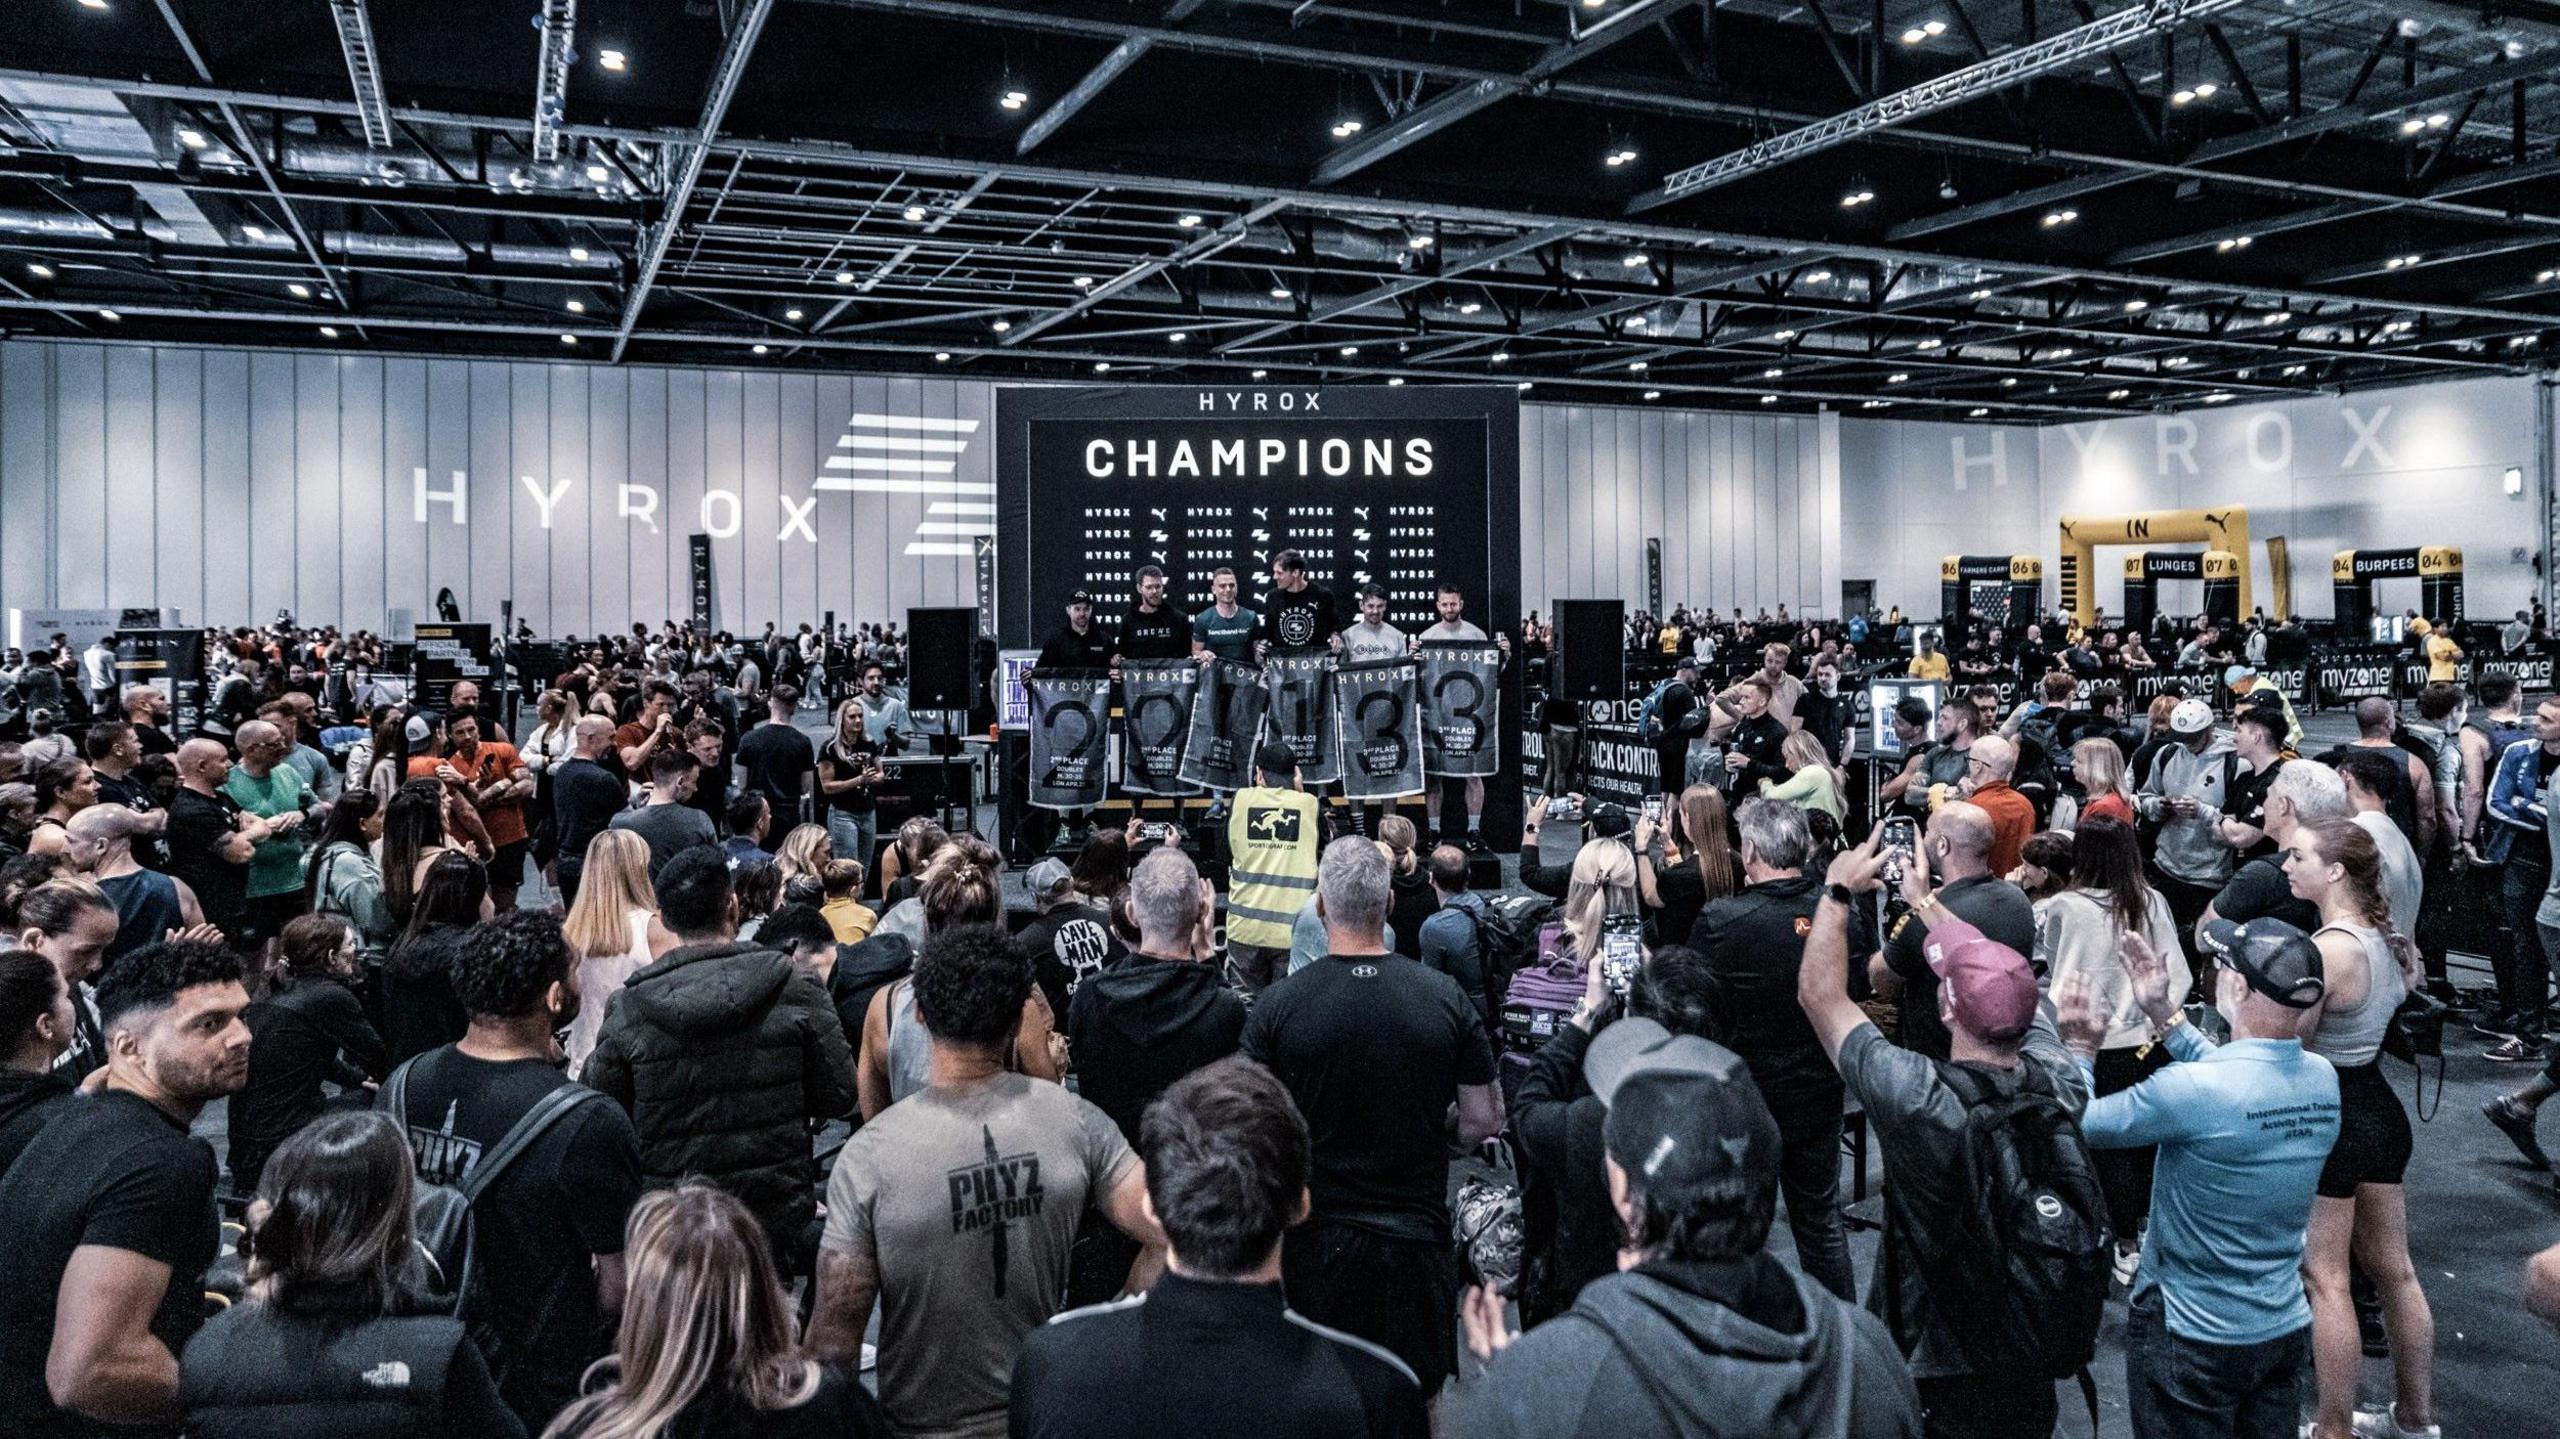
[1552,599,1626,703]
[905,607,979,710]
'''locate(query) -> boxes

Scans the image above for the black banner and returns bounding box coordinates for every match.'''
[1419,641,1502,778]
[973,535,997,640]
[1179,657,1269,792]
[113,629,203,736]
[1522,723,1655,809]
[411,622,492,715]
[688,533,714,629]
[1336,659,1424,800]
[1264,651,1341,785]
[2313,648,2401,704]
[1119,659,1200,796]
[1025,670,1111,810]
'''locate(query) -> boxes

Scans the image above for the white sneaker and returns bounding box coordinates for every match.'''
[2351,1404,2440,1439]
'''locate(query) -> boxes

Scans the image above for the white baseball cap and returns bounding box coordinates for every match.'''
[2168,698,2216,735]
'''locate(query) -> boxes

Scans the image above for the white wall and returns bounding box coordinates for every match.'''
[1519,403,1840,619]
[1837,415,2047,610]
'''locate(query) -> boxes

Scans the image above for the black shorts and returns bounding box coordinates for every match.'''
[1280,1218,1457,1394]
[486,839,530,889]
[2318,1061,2412,1198]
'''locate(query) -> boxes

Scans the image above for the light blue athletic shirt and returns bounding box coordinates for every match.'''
[2078,1024,2339,1347]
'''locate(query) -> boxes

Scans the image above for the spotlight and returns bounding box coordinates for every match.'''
[2541,269,2559,283]
[2163,356,2191,367]
[2427,112,2449,128]
[1170,332,1188,343]
[566,300,586,313]
[2108,388,2132,399]
[1915,338,1943,350]
[1940,180,1958,200]
[177,128,206,150]
[1862,399,1891,409]
[1888,372,1910,383]
[2399,118,2426,135]
[2000,376,2018,386]
[1627,316,1648,329]
[1628,360,1648,372]
[1839,189,1875,208]
[2216,235,2253,252]
[244,225,269,241]
[785,307,803,321]
[992,320,1012,333]
[569,246,590,261]
[1969,407,1990,417]
[1642,390,1662,400]
[1926,19,1946,34]
[1000,89,1029,111]
[1605,147,1638,167]
[1774,329,1799,341]
[835,271,855,284]
[1491,351,1511,363]
[1073,276,1094,289]
[1271,286,1292,300]
[2281,364,2310,376]
[2384,254,2421,269]
[1760,394,1779,404]
[2041,208,2078,227]
[1095,362,1111,373]
[1517,381,1534,391]
[599,49,627,72]
[1803,269,1834,283]
[2263,310,2292,325]
[1458,301,1482,315]
[1622,251,1648,268]
[1764,367,1785,378]
[2124,299,2149,313]
[1330,118,1364,139]
[317,325,341,339]
[1968,288,1993,299]
[1340,345,1360,357]
[2204,391,2234,403]
[559,332,575,345]
[1250,370,1268,379]
[2052,347,2076,358]
[77,0,108,9]
[287,283,311,298]
[2194,83,2218,98]
[904,205,929,222]
[1388,377,1404,386]
[1901,27,1928,43]
[1409,233,1435,251]
[1177,214,1203,229]
[2172,89,2196,105]
[27,263,51,278]
[586,164,609,182]
[935,352,951,363]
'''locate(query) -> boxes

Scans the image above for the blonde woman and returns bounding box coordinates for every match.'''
[774,824,835,891]
[1758,729,1845,825]
[1377,814,1438,959]
[1559,836,1643,965]
[543,1183,877,1439]
[2073,737,2136,827]
[562,829,665,1075]
[816,698,882,885]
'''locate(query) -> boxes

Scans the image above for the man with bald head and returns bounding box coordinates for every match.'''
[223,719,314,943]
[1955,733,2034,875]
[1869,801,2036,1061]
[551,714,631,906]
[76,804,209,963]
[166,737,289,944]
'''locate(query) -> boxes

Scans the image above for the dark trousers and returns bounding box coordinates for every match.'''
[2093,1045,2171,1242]
[1917,1374,2058,1439]
[2149,868,2222,974]
[1655,739,1691,797]
[2495,859,2551,1028]
[2125,1290,2309,1439]
[1771,1089,1855,1301]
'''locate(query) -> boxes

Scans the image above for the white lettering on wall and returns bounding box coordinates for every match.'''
[1084,438,1114,479]
[1950,430,2007,492]
[2156,416,2198,477]
[2245,411,2293,473]
[701,489,741,539]
[412,467,467,525]
[2342,405,2396,469]
[2058,422,2107,477]
[520,474,572,529]
[619,484,660,532]
[778,494,819,544]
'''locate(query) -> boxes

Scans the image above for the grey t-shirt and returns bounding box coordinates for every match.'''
[1341,620,1407,664]
[1419,619,1489,643]
[822,1073,1138,1439]
[606,801,717,879]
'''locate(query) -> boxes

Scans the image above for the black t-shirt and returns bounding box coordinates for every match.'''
[551,758,629,871]
[166,785,249,940]
[0,1089,220,1438]
[2211,855,2320,934]
[1687,875,1838,1103]
[1726,712,1791,786]
[1016,900,1128,1020]
[385,1048,641,1427]
[818,735,880,816]
[1037,624,1116,671]
[1117,604,1191,661]
[1883,875,2038,1062]
[1261,584,1339,653]
[2225,757,2286,861]
[133,723,179,759]
[1241,953,1495,1243]
[736,723,817,816]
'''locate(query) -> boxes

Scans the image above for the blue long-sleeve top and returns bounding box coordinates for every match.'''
[2485,737,2553,863]
[2077,1022,2338,1347]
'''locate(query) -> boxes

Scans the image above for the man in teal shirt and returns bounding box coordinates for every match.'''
[2056,917,2338,1439]
[222,718,312,945]
[1190,567,1260,664]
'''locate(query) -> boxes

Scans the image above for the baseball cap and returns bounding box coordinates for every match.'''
[2168,697,2216,735]
[1919,913,2039,1043]
[1026,857,1076,907]
[1254,740,1299,777]
[1583,1019,1779,1205]
[404,711,440,745]
[1674,657,1700,674]
[2223,662,2256,687]
[2200,917,2326,1008]
[1585,802,1632,839]
[1067,589,1094,607]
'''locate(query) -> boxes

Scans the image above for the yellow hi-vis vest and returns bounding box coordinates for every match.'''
[1225,785,1320,950]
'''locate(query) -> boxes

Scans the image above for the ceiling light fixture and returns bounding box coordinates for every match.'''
[2385,253,2422,269]
[2194,82,2219,98]
[586,163,610,182]
[1073,276,1094,289]
[1340,346,1360,357]
[2163,355,2190,367]
[1862,399,1891,409]
[2263,310,2291,325]
[1000,89,1029,111]
[991,319,1012,333]
[2000,376,2018,386]
[566,300,586,313]
[903,205,929,222]
[319,326,339,338]
[1408,233,1435,250]
[835,270,855,284]
[751,343,769,355]
[2172,88,2196,105]
[1605,146,1639,168]
[2426,111,2449,128]
[1330,118,1364,139]
[1888,372,1910,383]
[1170,332,1188,343]
[558,332,575,345]
[1177,214,1203,229]
[1969,288,1993,300]
[177,128,206,150]
[1622,251,1648,267]
[1458,301,1482,315]
[2124,299,2149,312]
[1761,394,1779,404]
[2052,346,2076,358]
[2204,391,2235,402]
[599,48,627,72]
[1774,328,1798,341]
[2041,208,2079,227]
[1839,189,1875,209]
[935,352,952,363]
[287,282,310,298]
[1387,377,1405,386]
[2282,363,2311,376]
[27,263,52,279]
[1642,390,1663,400]
[2399,117,2426,135]
[1250,369,1268,379]
[785,307,803,321]
[1271,286,1292,300]
[1095,362,1111,373]
[1627,316,1647,329]
[2216,235,2253,252]
[1915,337,1942,350]
[1764,367,1785,378]
[1491,351,1511,363]
[569,246,590,261]
[1803,268,1834,283]
[1969,407,1991,417]
[2108,388,2132,399]
[1517,381,1535,391]
[244,225,268,241]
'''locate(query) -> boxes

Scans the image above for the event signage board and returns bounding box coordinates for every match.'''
[1336,659,1425,800]
[1179,657,1270,793]
[1263,652,1342,785]
[1419,642,1503,778]
[1024,670,1111,810]
[411,622,492,714]
[113,629,203,735]
[1118,659,1200,796]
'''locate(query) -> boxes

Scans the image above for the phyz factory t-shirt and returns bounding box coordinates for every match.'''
[821,1073,1137,1439]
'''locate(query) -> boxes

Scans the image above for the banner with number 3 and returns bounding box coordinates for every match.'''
[1418,641,1502,778]
[1336,658,1424,800]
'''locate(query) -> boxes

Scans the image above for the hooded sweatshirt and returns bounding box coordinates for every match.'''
[2135,729,2241,886]
[1066,954,1247,1144]
[0,1068,73,1181]
[1466,1254,1917,1439]
[580,940,857,1244]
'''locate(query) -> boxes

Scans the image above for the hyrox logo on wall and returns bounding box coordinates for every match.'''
[406,410,986,556]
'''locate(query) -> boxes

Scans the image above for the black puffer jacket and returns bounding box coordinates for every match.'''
[581,940,858,1245]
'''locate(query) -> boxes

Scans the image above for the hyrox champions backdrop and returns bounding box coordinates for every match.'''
[996,384,1524,840]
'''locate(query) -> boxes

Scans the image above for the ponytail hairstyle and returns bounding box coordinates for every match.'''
[920,834,1003,934]
[0,950,67,1062]
[2298,816,2395,933]
[1376,815,1419,876]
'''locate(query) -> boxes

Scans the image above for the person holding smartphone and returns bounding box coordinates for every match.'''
[818,698,883,885]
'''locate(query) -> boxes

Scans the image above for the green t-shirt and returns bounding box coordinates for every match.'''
[1192,605,1259,662]
[222,763,307,899]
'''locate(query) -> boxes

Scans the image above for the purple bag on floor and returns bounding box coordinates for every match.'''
[1497,928,1585,1100]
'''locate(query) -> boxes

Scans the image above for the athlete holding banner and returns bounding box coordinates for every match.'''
[1415,583,1510,852]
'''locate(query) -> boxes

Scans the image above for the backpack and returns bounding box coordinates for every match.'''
[383,1060,605,1377]
[1464,893,1558,1031]
[1899,1063,2110,1383]
[1497,942,1584,1104]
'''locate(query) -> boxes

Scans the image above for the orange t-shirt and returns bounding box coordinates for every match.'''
[412,743,529,847]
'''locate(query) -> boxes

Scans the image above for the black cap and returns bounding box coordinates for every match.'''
[2199,917,2327,1009]
[1068,589,1094,607]
[1584,1019,1779,1206]
[1585,803,1632,838]
[1255,740,1298,777]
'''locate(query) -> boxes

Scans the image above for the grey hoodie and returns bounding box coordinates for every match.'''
[2136,729,2241,886]
[1466,1255,1918,1439]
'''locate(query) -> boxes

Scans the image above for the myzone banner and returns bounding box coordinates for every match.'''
[1119,659,1200,796]
[1336,659,1424,800]
[1025,670,1111,810]
[1419,641,1502,778]
[1179,657,1270,792]
[1263,651,1340,785]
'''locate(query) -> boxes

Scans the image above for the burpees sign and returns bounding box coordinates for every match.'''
[402,408,987,559]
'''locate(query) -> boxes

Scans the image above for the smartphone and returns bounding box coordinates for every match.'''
[1138,821,1174,845]
[1545,796,1577,819]
[1600,912,1645,997]
[1881,815,1918,891]
[1640,796,1663,826]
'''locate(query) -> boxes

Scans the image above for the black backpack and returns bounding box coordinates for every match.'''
[382,1060,605,1376]
[1465,892,1558,1035]
[1903,1063,2110,1383]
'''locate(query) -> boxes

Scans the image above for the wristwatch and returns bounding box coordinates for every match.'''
[1825,883,1857,906]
